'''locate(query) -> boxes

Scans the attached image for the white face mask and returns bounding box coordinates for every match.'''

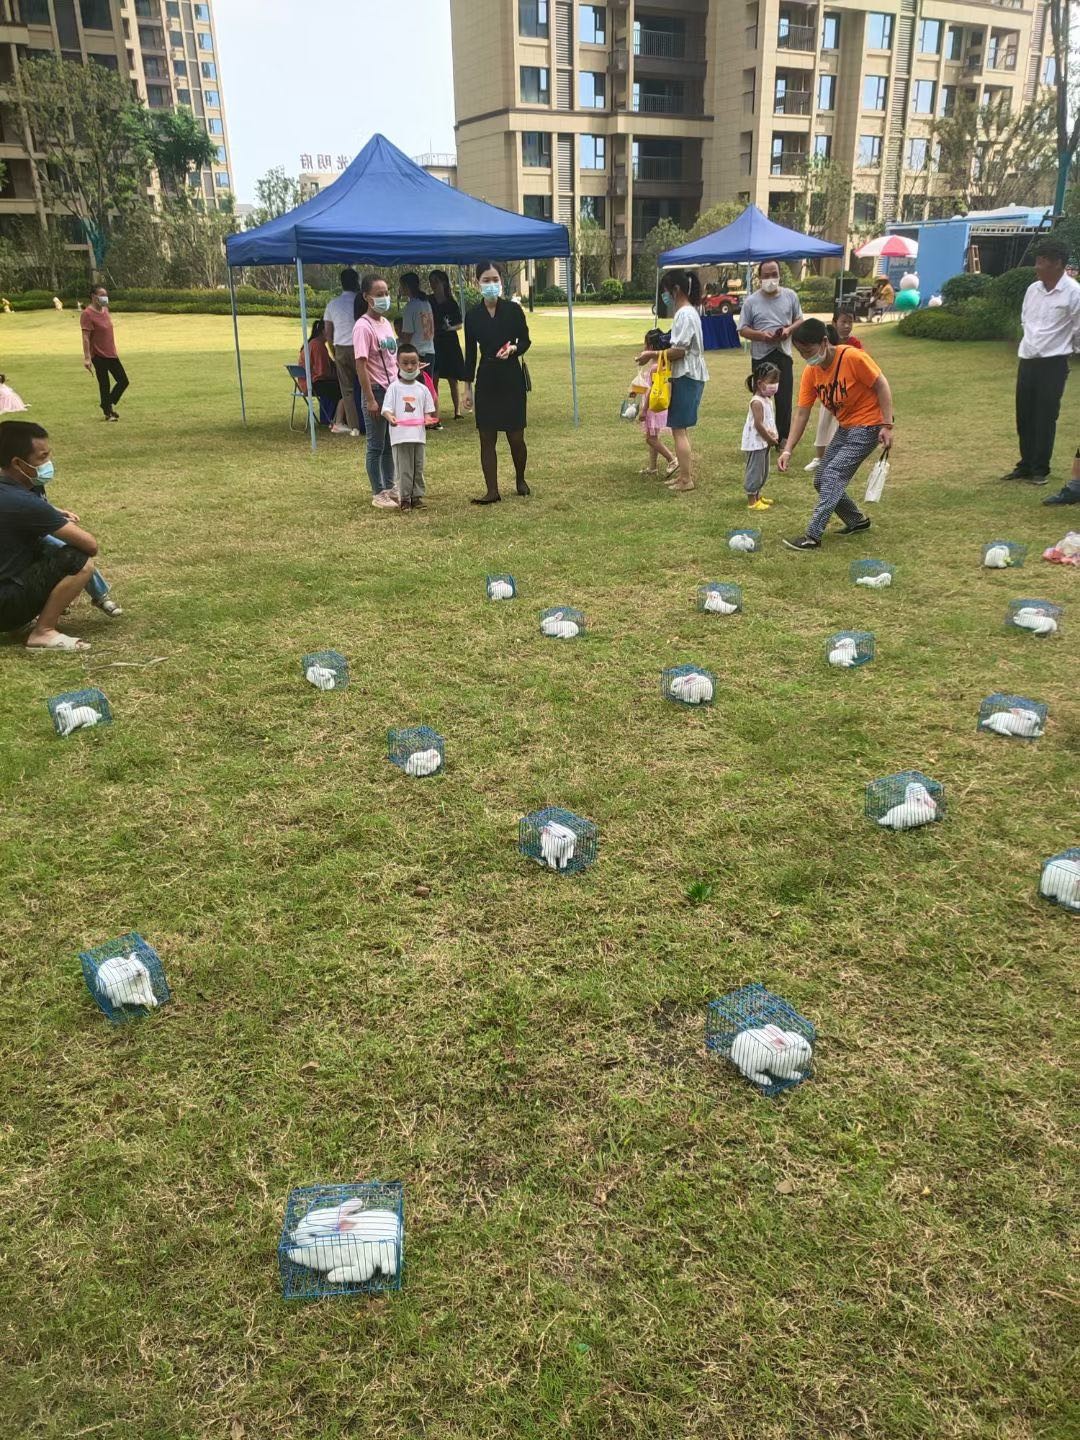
[372,295,392,313]
[96,294,109,306]
[804,348,828,367]
[760,277,780,295]
[399,368,420,381]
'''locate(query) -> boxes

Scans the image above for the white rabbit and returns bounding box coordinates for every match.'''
[855,571,892,588]
[669,671,714,704]
[729,1024,812,1089]
[540,611,580,639]
[1039,857,1080,911]
[828,638,859,668]
[287,1200,401,1283]
[1012,607,1058,636]
[54,701,101,737]
[982,707,1044,739]
[540,820,577,870]
[96,953,159,1009]
[404,747,442,777]
[305,664,338,690]
[728,533,756,553]
[487,579,514,600]
[703,590,738,615]
[877,781,938,831]
[983,544,1013,569]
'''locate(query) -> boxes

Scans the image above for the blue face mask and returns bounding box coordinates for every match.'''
[34,459,55,481]
[481,281,502,301]
[372,295,392,314]
[661,291,671,308]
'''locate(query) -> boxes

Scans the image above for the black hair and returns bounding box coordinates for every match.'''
[429,269,451,294]
[309,319,325,342]
[745,360,781,394]
[661,269,701,304]
[758,259,781,274]
[358,274,387,317]
[644,327,665,348]
[0,418,48,467]
[475,261,502,282]
[792,317,828,347]
[340,267,359,291]
[397,342,420,359]
[1034,239,1069,266]
[90,282,106,294]
[832,304,855,324]
[400,272,422,296]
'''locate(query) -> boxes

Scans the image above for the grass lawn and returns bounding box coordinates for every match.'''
[0,308,1076,1440]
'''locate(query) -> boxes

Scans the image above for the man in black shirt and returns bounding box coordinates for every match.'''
[0,420,99,651]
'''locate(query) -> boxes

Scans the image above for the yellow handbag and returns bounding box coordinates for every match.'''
[648,350,672,412]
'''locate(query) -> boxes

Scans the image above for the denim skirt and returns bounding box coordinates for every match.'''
[668,375,705,430]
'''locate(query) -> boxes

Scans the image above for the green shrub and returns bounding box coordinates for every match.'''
[599,277,623,303]
[795,277,834,309]
[896,299,1005,341]
[986,266,1036,315]
[538,285,567,304]
[940,272,993,306]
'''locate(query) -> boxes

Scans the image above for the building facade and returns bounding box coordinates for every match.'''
[450,0,1053,282]
[0,0,233,239]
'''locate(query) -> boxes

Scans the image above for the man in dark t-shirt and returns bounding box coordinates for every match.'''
[0,420,99,651]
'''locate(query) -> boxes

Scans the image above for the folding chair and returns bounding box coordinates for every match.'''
[285,364,318,431]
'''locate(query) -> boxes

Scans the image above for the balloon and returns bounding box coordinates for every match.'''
[895,288,921,311]
[899,272,919,290]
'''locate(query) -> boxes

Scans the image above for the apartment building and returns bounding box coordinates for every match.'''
[299,153,459,203]
[450,0,1053,282]
[0,0,233,239]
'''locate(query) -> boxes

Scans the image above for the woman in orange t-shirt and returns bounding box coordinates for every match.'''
[777,317,895,551]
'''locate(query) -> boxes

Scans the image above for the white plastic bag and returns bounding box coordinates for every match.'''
[864,446,890,504]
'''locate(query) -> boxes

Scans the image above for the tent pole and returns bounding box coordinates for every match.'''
[458,264,467,322]
[296,257,317,453]
[227,265,246,425]
[654,265,661,320]
[566,276,579,426]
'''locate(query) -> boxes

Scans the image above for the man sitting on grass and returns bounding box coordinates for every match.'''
[0,420,99,652]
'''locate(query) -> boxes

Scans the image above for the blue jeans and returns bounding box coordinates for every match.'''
[364,384,395,494]
[43,531,109,601]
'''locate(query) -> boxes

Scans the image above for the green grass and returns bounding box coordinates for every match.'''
[0,308,1077,1440]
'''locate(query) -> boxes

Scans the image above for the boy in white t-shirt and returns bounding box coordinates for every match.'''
[381,344,436,510]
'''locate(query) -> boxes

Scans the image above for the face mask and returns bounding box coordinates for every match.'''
[34,459,55,481]
[760,278,779,295]
[96,294,109,306]
[660,291,671,308]
[480,281,502,301]
[399,368,420,381]
[804,349,828,367]
[372,295,392,314]
[761,383,779,397]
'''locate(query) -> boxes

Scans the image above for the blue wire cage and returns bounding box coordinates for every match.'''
[1005,599,1062,636]
[279,1180,405,1300]
[519,806,598,875]
[977,693,1047,740]
[539,606,585,638]
[705,983,815,1098]
[865,770,945,830]
[486,574,517,600]
[697,582,743,615]
[825,630,875,668]
[47,687,111,738]
[726,528,761,554]
[1038,848,1080,914]
[661,663,717,706]
[79,931,170,1024]
[302,650,349,690]
[387,725,445,778]
[850,558,895,587]
[982,540,1028,569]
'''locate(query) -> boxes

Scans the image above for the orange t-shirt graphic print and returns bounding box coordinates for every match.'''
[798,345,884,429]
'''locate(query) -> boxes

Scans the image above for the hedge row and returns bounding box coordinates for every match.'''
[897,265,1034,343]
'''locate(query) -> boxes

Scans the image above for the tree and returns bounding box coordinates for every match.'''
[1049,0,1080,213]
[633,216,687,292]
[141,108,218,200]
[685,200,743,242]
[792,156,852,241]
[163,199,238,288]
[15,55,151,271]
[251,165,300,226]
[929,92,1057,212]
[574,215,610,292]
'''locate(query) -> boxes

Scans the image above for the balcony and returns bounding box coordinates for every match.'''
[633,155,683,181]
[770,148,808,176]
[634,89,687,114]
[774,90,811,115]
[635,27,685,59]
[988,48,1018,71]
[777,23,815,52]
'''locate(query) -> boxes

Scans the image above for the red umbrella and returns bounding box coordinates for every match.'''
[855,235,919,259]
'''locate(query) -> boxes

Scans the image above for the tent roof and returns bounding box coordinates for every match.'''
[226,134,570,267]
[659,205,844,266]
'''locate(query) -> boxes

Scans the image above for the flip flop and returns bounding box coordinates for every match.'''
[26,634,90,652]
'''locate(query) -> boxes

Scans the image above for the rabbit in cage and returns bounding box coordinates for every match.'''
[854,571,891,588]
[828,637,859,667]
[540,611,580,639]
[728,533,756,553]
[730,1024,812,1089]
[488,579,514,600]
[54,701,102,737]
[305,664,338,690]
[703,590,738,615]
[540,820,578,870]
[95,952,159,1009]
[404,747,442,777]
[983,544,1014,569]
[982,706,1044,738]
[287,1198,401,1284]
[877,781,938,831]
[1040,857,1080,911]
[669,671,714,704]
[1011,607,1058,636]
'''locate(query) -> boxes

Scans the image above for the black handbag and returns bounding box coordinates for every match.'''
[521,358,532,393]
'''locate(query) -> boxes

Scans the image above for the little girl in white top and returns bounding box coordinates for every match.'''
[741,362,780,511]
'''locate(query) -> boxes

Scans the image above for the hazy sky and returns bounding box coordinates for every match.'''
[214,0,457,203]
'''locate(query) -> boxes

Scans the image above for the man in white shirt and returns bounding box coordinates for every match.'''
[322,268,361,435]
[1002,240,1080,486]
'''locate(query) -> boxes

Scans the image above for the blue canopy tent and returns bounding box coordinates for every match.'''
[225,134,575,449]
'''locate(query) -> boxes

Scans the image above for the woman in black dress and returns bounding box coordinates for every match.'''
[428,270,467,420]
[463,261,531,504]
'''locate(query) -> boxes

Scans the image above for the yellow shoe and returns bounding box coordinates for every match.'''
[748,498,772,511]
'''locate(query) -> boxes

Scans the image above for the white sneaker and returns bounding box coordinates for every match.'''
[371,491,398,508]
[349,428,360,437]
[93,597,123,617]
[330,423,350,434]
[804,457,820,472]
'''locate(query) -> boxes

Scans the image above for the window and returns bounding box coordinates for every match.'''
[173,59,187,76]
[1043,56,1057,85]
[858,134,882,167]
[201,61,217,79]
[813,133,832,159]
[176,87,191,104]
[918,19,941,54]
[523,194,552,221]
[906,137,929,170]
[194,2,210,18]
[946,27,963,61]
[863,74,887,110]
[911,79,936,114]
[207,117,223,135]
[79,0,112,28]
[521,131,551,167]
[169,31,183,49]
[939,84,955,116]
[520,66,550,104]
[139,25,165,46]
[166,1,180,14]
[581,5,606,44]
[853,193,878,226]
[580,195,606,225]
[817,73,836,111]
[215,172,230,188]
[867,13,893,49]
[89,52,119,70]
[580,135,605,170]
[147,85,170,108]
[579,71,606,108]
[143,56,166,79]
[197,32,213,50]
[216,145,227,163]
[901,196,925,223]
[821,12,840,49]
[204,88,220,107]
[519,1,549,39]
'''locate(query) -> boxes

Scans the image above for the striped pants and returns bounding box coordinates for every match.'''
[806,423,879,540]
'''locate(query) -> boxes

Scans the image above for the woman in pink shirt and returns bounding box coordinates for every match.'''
[352,274,399,509]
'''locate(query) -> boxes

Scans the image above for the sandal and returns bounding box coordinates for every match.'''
[26,633,90,651]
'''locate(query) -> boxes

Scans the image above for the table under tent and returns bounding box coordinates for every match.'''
[225,134,576,450]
